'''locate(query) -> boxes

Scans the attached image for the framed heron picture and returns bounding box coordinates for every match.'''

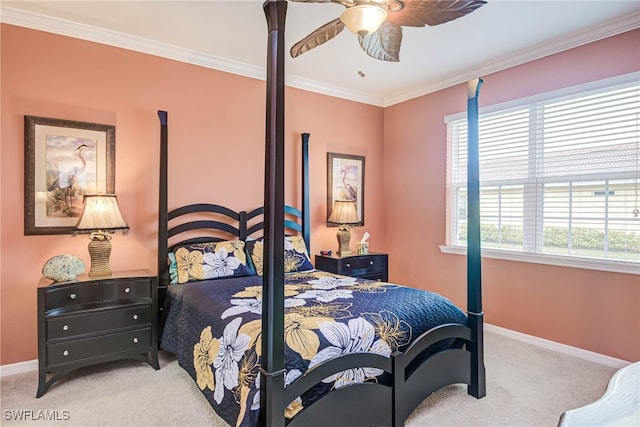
[24,116,115,235]
[327,152,365,227]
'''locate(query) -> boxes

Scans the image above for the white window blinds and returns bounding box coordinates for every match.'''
[445,74,640,269]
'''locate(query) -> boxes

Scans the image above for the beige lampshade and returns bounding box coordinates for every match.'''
[75,194,129,233]
[328,200,359,225]
[340,4,387,36]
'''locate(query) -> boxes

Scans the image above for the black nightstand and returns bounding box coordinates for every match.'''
[315,253,388,281]
[36,269,159,397]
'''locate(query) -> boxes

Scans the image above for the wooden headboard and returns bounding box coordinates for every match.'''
[156,110,310,287]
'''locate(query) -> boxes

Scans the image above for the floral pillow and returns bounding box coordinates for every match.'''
[172,240,255,284]
[245,235,314,276]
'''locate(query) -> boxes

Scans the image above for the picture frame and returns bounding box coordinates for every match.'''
[24,116,115,235]
[327,152,365,227]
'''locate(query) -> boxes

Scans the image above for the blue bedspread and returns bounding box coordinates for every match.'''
[160,270,467,426]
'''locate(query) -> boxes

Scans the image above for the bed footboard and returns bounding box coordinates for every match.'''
[288,382,393,427]
[394,323,474,424]
[286,353,393,427]
[283,323,481,427]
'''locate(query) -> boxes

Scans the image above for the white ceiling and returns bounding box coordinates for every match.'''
[2,0,639,106]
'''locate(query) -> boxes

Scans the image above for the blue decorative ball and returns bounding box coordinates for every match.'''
[42,254,85,282]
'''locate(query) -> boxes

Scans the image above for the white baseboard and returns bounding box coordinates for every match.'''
[485,323,631,369]
[0,359,37,377]
[0,325,631,378]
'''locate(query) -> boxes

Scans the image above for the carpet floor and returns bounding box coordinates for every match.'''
[0,330,619,426]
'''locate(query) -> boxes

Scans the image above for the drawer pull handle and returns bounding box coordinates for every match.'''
[69,293,77,300]
[63,350,69,356]
[345,263,351,268]
[369,261,374,265]
[124,287,131,293]
[133,314,138,320]
[62,325,69,331]
[133,337,139,343]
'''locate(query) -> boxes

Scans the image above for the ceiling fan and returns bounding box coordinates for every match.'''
[290,0,487,62]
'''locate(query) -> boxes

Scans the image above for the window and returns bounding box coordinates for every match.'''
[444,73,639,274]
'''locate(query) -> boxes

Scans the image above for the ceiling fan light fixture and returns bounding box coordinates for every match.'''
[340,5,388,37]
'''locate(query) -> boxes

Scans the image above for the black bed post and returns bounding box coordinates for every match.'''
[261,1,287,427]
[301,132,310,253]
[466,78,486,399]
[157,110,169,286]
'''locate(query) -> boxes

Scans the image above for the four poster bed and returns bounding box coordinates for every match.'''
[156,2,485,426]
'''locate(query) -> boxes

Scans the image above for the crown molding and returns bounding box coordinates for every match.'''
[286,74,382,106]
[0,6,268,82]
[2,6,637,108]
[383,11,640,107]
[0,5,381,105]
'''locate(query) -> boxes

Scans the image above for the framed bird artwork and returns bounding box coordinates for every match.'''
[327,152,365,227]
[24,115,115,235]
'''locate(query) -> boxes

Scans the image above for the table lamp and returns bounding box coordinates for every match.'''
[75,194,129,276]
[327,200,359,256]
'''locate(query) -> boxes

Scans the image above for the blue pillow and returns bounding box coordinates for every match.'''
[168,252,178,284]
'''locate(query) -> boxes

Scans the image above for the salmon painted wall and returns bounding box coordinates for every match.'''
[0,24,384,365]
[383,29,640,362]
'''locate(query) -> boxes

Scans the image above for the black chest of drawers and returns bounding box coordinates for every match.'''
[315,253,389,281]
[36,269,159,397]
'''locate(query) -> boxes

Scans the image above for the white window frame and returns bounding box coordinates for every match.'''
[440,72,640,275]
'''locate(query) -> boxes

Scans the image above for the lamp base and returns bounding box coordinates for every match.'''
[87,237,112,277]
[336,225,352,256]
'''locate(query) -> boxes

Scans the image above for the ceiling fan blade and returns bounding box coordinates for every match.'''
[387,0,487,27]
[290,18,345,58]
[358,21,402,62]
[289,0,351,4]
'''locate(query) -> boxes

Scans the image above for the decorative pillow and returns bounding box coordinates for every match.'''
[168,252,178,284]
[173,240,255,284]
[246,235,314,276]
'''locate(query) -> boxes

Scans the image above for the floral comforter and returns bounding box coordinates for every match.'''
[160,270,467,427]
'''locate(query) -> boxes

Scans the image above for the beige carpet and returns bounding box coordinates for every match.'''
[0,330,618,427]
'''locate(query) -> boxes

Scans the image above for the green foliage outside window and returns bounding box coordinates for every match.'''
[459,223,639,256]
